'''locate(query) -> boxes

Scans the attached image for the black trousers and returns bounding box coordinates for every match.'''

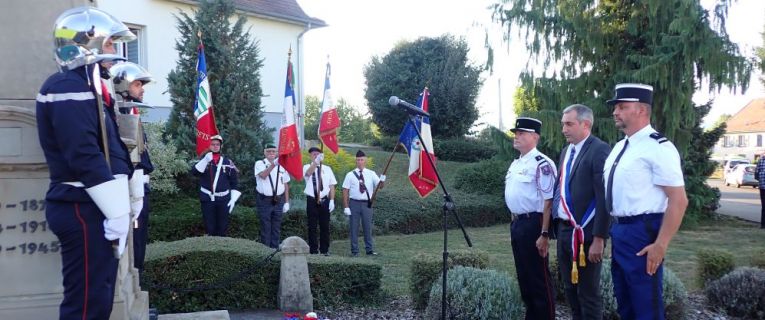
[306,196,331,254]
[511,214,556,320]
[760,187,764,228]
[201,199,229,236]
[557,222,604,320]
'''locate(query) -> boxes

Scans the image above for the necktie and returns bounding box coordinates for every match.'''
[358,170,367,193]
[312,170,320,202]
[565,146,576,178]
[605,140,629,213]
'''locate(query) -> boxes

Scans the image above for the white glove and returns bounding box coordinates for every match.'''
[283,202,290,212]
[228,190,242,214]
[271,158,279,166]
[379,174,387,182]
[344,208,351,216]
[329,200,335,212]
[130,198,143,222]
[315,153,324,164]
[195,153,213,172]
[104,214,130,256]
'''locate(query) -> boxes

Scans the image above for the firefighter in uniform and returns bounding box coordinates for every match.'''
[110,62,155,272]
[36,7,139,319]
[604,83,688,320]
[504,117,557,320]
[193,135,241,236]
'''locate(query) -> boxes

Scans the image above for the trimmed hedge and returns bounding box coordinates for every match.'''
[696,249,735,288]
[705,267,765,319]
[425,266,524,319]
[433,137,498,163]
[409,249,489,310]
[143,237,382,313]
[453,158,508,197]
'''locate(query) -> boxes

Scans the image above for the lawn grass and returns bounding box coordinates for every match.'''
[328,216,765,297]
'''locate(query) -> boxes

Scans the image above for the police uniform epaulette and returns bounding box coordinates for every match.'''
[649,132,669,144]
[535,155,546,163]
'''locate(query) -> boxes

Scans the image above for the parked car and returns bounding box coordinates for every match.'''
[723,159,750,180]
[724,164,759,188]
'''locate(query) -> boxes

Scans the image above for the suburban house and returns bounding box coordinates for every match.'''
[98,0,326,143]
[714,98,765,161]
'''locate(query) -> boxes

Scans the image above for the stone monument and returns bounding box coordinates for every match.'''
[278,236,313,313]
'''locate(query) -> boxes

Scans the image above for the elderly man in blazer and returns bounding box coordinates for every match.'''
[553,104,612,320]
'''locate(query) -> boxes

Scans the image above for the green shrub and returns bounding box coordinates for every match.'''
[705,267,765,319]
[751,249,765,269]
[696,249,735,287]
[143,122,191,194]
[453,158,508,197]
[143,237,382,313]
[410,249,489,310]
[425,266,523,319]
[433,137,497,163]
[600,259,688,320]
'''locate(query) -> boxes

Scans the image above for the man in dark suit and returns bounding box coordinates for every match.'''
[553,104,612,320]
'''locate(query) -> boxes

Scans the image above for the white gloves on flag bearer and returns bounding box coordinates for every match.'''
[344,208,351,216]
[313,153,324,165]
[129,169,145,222]
[228,190,242,214]
[283,202,290,212]
[85,175,130,257]
[380,175,386,182]
[329,200,335,212]
[195,152,214,172]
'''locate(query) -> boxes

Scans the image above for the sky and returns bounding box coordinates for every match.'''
[298,0,765,130]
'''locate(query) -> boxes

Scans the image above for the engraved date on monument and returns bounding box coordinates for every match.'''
[0,199,46,212]
[0,221,48,234]
[1,241,60,255]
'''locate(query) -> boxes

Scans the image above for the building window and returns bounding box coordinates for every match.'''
[117,26,143,65]
[758,135,763,147]
[738,135,747,147]
[724,136,734,148]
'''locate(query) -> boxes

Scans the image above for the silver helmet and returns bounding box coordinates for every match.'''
[53,6,136,69]
[110,62,153,99]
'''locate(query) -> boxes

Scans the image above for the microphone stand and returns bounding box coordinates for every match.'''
[404,114,472,320]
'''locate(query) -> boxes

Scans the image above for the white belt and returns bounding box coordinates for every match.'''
[201,187,230,201]
[62,174,128,188]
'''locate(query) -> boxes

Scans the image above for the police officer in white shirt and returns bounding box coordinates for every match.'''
[303,147,337,255]
[253,143,291,248]
[504,117,557,320]
[603,83,688,320]
[342,150,386,256]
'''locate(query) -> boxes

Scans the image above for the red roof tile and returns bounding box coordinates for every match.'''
[725,98,765,133]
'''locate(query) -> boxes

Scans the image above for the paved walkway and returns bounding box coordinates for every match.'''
[707,178,761,224]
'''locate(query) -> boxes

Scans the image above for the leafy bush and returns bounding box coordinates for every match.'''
[425,266,524,319]
[410,250,489,310]
[600,259,688,320]
[453,158,508,197]
[751,249,765,270]
[696,249,735,288]
[705,267,765,319]
[433,137,497,163]
[143,237,382,313]
[144,122,192,194]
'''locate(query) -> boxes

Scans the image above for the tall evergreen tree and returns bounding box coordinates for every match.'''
[491,0,753,220]
[165,0,271,186]
[364,35,483,138]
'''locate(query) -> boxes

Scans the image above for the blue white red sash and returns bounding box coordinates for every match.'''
[558,147,596,283]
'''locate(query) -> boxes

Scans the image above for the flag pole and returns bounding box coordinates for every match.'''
[369,143,399,206]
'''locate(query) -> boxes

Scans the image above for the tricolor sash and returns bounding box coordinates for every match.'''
[559,147,596,284]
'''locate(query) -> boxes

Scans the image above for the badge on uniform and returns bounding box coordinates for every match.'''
[541,164,552,176]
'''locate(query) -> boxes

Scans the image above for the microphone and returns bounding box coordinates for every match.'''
[389,96,430,117]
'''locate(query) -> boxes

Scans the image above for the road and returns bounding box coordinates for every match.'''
[707,178,761,224]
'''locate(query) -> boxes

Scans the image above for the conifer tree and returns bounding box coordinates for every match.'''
[165,0,271,188]
[491,0,753,220]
